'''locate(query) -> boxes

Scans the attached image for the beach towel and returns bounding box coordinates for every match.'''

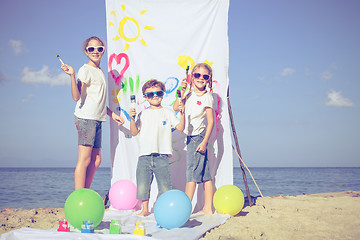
[0,210,230,239]
[106,0,233,212]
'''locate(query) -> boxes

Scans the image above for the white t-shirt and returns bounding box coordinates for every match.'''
[136,107,180,156]
[184,91,214,136]
[74,64,107,121]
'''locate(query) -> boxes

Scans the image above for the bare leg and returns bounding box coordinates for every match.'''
[138,200,150,216]
[185,182,196,201]
[74,145,93,190]
[85,148,101,188]
[201,180,214,214]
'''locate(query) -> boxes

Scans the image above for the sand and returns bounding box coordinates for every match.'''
[1,191,360,239]
[203,191,360,240]
[0,208,64,234]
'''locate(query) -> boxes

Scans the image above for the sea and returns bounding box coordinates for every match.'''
[0,167,359,209]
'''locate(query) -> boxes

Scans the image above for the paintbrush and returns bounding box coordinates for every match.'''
[177,90,182,114]
[186,65,190,83]
[56,54,64,65]
[130,95,136,109]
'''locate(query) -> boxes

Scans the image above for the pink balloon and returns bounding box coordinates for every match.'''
[109,180,138,210]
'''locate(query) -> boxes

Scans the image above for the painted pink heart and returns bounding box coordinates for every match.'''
[109,53,130,86]
[197,101,202,105]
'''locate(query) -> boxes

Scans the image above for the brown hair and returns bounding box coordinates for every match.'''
[142,79,166,95]
[82,36,106,53]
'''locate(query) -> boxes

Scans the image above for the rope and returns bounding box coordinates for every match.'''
[232,145,264,198]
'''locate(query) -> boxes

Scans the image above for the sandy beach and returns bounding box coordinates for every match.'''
[203,191,360,240]
[1,191,359,239]
[0,208,65,234]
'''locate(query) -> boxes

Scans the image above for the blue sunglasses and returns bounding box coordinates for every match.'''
[144,90,165,99]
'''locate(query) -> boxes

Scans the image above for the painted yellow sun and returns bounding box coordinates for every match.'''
[109,5,155,51]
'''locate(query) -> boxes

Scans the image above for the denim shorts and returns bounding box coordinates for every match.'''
[74,116,102,148]
[136,153,172,201]
[186,130,212,183]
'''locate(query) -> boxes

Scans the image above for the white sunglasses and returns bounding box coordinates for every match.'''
[86,46,105,53]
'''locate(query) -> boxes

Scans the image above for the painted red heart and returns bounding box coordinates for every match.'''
[197,101,202,105]
[109,53,130,86]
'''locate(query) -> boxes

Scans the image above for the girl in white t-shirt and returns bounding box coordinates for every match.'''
[61,36,124,190]
[174,63,215,214]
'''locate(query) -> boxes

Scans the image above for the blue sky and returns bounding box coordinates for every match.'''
[0,0,359,168]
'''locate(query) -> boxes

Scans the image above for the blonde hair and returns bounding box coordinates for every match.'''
[191,63,213,91]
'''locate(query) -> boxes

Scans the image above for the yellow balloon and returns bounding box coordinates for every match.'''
[213,185,244,216]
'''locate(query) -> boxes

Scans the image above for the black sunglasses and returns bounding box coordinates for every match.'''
[193,73,210,80]
[144,90,165,99]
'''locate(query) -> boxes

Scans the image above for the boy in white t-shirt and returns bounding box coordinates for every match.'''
[130,79,185,216]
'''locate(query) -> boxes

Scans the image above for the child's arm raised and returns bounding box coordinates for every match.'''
[61,64,83,102]
[129,108,140,136]
[196,107,214,153]
[173,79,187,111]
[175,106,185,132]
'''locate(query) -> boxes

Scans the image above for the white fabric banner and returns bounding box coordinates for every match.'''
[105,0,232,212]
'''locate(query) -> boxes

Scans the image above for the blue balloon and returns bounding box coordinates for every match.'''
[154,190,192,229]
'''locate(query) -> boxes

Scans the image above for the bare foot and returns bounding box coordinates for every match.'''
[198,208,214,215]
[137,210,150,217]
[102,192,109,206]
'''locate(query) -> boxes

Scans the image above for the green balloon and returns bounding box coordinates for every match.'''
[64,188,105,230]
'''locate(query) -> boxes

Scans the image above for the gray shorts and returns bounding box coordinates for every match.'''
[74,116,102,148]
[186,130,212,183]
